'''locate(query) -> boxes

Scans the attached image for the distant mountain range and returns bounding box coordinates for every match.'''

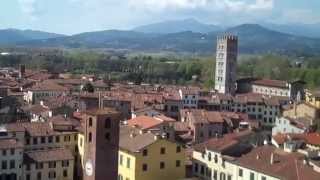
[1,20,320,55]
[0,29,65,44]
[133,19,222,34]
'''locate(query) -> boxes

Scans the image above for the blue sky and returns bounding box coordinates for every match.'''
[1,0,319,34]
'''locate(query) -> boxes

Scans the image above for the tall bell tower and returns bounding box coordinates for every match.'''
[83,108,121,180]
[214,35,238,94]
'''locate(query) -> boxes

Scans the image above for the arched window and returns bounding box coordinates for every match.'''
[88,132,92,143]
[220,173,226,180]
[88,117,93,127]
[105,118,111,129]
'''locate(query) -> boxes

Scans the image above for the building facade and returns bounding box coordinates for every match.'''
[118,126,186,180]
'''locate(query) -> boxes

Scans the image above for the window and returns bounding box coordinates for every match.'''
[48,171,56,179]
[142,164,148,171]
[213,170,217,180]
[160,162,165,169]
[36,163,43,169]
[176,146,181,153]
[9,160,15,169]
[2,150,6,156]
[33,137,38,145]
[119,154,123,165]
[239,168,243,177]
[194,163,198,173]
[2,160,7,170]
[126,158,130,168]
[26,164,31,171]
[89,117,93,127]
[208,152,212,161]
[105,118,111,128]
[214,154,218,163]
[227,175,232,180]
[200,165,204,175]
[88,132,92,142]
[160,147,166,154]
[220,173,226,180]
[176,160,181,167]
[261,176,266,180]
[250,172,255,180]
[48,161,56,168]
[10,149,14,155]
[105,133,110,141]
[142,149,148,156]
[48,136,53,143]
[56,136,60,143]
[26,138,30,145]
[63,170,68,177]
[26,174,30,180]
[37,172,41,180]
[41,137,46,143]
[62,160,69,167]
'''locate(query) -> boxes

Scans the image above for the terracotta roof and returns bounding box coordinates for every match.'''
[25,148,74,163]
[26,104,50,114]
[29,80,68,91]
[119,126,159,152]
[194,130,253,154]
[273,133,320,147]
[253,79,288,89]
[304,133,320,146]
[85,108,120,116]
[127,115,164,130]
[6,122,77,136]
[48,115,80,127]
[234,146,320,180]
[0,138,24,149]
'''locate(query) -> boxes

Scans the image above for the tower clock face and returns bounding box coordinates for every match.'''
[85,159,93,176]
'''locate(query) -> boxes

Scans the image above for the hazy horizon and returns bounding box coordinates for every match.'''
[1,0,320,35]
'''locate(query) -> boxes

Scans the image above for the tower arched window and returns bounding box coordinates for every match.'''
[88,117,93,127]
[105,118,111,129]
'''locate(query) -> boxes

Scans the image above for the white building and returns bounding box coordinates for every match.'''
[24,80,68,104]
[215,35,238,95]
[272,116,312,135]
[252,79,305,100]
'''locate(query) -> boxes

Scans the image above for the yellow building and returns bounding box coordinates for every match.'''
[306,89,320,108]
[118,126,186,180]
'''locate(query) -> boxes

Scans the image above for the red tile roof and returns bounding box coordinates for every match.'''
[127,115,165,130]
[25,148,74,163]
[235,146,320,180]
[253,79,288,89]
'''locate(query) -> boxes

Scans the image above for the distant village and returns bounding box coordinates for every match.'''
[0,35,319,180]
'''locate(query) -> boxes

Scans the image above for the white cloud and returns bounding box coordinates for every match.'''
[128,0,274,12]
[278,9,320,24]
[18,0,38,20]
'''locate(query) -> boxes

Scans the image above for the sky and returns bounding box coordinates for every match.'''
[0,0,320,35]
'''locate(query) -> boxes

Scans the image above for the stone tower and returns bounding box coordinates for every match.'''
[214,35,238,94]
[83,108,121,180]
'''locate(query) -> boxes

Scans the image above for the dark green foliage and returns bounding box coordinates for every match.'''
[1,51,320,89]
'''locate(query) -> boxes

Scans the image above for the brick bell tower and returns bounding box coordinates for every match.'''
[83,108,121,180]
